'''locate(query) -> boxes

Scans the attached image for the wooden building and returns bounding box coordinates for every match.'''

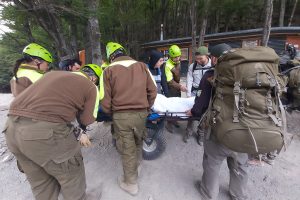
[141,27,300,65]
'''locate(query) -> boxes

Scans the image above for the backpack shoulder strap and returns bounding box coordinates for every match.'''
[192,62,198,72]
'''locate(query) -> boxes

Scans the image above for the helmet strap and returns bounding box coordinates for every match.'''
[35,60,41,70]
[169,58,176,65]
[109,49,125,62]
[31,57,42,70]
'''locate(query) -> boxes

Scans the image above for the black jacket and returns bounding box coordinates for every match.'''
[191,69,214,117]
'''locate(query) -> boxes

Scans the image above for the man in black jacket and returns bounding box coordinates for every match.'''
[187,44,249,200]
[148,50,168,95]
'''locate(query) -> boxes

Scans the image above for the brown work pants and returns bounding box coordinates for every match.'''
[113,110,148,184]
[3,116,86,200]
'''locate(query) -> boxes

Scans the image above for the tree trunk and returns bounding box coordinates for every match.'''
[190,0,197,62]
[70,23,78,58]
[288,0,298,26]
[214,11,219,33]
[198,0,210,47]
[279,0,286,26]
[262,0,273,47]
[14,0,75,59]
[160,0,169,39]
[23,18,35,43]
[85,0,102,65]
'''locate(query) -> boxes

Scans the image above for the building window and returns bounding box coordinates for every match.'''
[180,48,189,61]
[242,40,259,48]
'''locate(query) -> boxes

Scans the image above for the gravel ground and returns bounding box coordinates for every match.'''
[0,93,299,200]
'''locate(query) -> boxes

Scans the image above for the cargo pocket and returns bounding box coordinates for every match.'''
[66,152,84,173]
[140,127,147,140]
[20,128,53,140]
[116,135,124,154]
[19,128,55,165]
[138,112,148,139]
[1,120,9,134]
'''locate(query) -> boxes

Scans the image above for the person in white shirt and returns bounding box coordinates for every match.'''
[184,46,211,143]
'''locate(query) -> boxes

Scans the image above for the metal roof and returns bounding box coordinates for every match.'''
[141,27,300,48]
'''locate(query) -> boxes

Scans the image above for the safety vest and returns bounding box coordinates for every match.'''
[13,64,44,83]
[164,59,176,82]
[101,62,109,70]
[72,71,100,118]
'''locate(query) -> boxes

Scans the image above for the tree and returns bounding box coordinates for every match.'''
[288,0,298,26]
[190,0,197,61]
[85,0,102,65]
[279,0,286,26]
[262,0,273,47]
[198,0,210,47]
[12,0,77,58]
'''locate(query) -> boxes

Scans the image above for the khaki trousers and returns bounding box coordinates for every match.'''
[113,110,148,184]
[4,116,86,200]
[200,135,248,200]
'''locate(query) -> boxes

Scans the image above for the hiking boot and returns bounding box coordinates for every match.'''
[261,153,276,165]
[197,133,204,146]
[112,138,116,147]
[86,185,103,200]
[173,121,180,128]
[183,130,192,143]
[183,134,189,143]
[165,122,174,133]
[195,181,211,200]
[118,176,139,196]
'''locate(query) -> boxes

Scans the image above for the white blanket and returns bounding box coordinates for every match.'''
[152,94,195,116]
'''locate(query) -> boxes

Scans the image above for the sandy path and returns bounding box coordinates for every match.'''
[0,93,299,200]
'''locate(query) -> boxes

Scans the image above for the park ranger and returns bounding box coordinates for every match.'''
[4,64,102,200]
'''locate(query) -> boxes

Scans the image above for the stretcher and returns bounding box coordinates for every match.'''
[97,95,201,160]
[142,111,201,160]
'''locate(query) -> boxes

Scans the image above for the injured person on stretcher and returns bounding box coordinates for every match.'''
[151,94,195,117]
[97,94,196,122]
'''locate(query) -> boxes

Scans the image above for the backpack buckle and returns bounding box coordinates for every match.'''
[233,81,241,123]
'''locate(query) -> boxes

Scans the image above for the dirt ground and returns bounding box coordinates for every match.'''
[0,93,300,200]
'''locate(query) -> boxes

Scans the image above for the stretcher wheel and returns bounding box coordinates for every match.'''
[142,127,166,160]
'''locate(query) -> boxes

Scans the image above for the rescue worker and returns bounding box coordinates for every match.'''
[101,59,110,70]
[187,43,249,200]
[100,42,157,196]
[164,44,187,97]
[184,46,211,143]
[4,64,102,200]
[148,50,167,94]
[11,43,53,97]
[164,44,187,132]
[59,58,82,71]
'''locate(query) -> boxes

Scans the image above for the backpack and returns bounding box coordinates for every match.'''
[287,65,300,108]
[206,46,287,154]
[192,61,212,74]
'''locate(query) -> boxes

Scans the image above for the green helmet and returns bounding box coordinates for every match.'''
[23,43,53,63]
[82,64,103,79]
[169,45,181,58]
[106,42,125,60]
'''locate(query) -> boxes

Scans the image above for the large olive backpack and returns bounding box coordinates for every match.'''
[207,46,287,154]
[287,64,300,108]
